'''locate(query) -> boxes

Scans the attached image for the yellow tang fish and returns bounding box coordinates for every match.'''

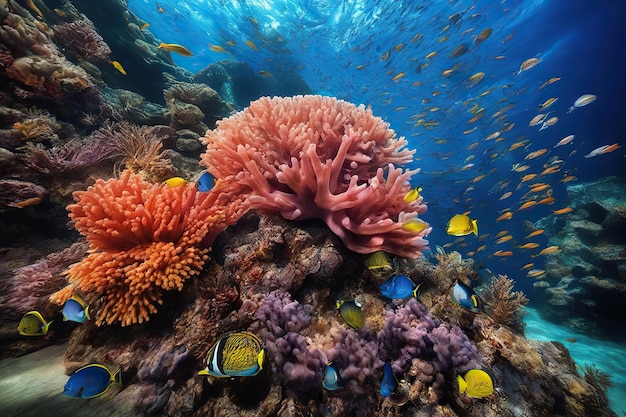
[446,214,478,237]
[401,219,429,233]
[198,332,265,378]
[164,177,187,187]
[403,187,422,202]
[158,43,193,56]
[364,251,392,271]
[458,369,494,398]
[111,60,127,75]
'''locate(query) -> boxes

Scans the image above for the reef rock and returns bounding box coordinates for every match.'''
[534,176,626,340]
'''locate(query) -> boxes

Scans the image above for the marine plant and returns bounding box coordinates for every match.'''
[21,139,116,174]
[50,170,250,326]
[581,363,613,392]
[482,274,529,333]
[200,95,431,257]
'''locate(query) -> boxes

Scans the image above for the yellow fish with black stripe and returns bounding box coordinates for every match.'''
[198,331,265,378]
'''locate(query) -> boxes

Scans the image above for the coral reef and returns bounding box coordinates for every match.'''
[52,20,112,63]
[0,178,47,210]
[533,176,626,340]
[201,95,431,257]
[23,214,615,417]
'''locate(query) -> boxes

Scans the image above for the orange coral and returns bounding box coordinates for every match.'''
[51,171,249,326]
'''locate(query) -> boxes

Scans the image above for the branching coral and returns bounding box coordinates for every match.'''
[482,274,529,332]
[201,95,430,257]
[92,121,173,182]
[50,171,250,326]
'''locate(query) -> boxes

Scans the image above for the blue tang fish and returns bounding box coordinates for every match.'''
[196,171,215,192]
[63,364,121,398]
[17,311,52,336]
[62,295,90,323]
[198,331,265,378]
[379,274,422,299]
[380,361,398,397]
[322,361,343,391]
[451,281,485,312]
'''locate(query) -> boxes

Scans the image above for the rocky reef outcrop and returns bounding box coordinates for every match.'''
[533,176,626,340]
[1,213,616,417]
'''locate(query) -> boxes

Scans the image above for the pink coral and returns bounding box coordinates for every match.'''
[201,95,430,257]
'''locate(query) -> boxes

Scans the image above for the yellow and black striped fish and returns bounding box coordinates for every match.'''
[198,331,265,378]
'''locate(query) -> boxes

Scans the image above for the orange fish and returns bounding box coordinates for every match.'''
[495,235,513,244]
[532,245,561,257]
[245,39,259,51]
[517,242,540,249]
[493,250,514,257]
[521,263,535,270]
[530,184,550,192]
[561,175,577,183]
[527,269,546,277]
[538,197,556,205]
[392,72,406,82]
[525,230,544,239]
[499,191,513,200]
[496,212,513,222]
[525,149,548,160]
[520,174,537,183]
[553,207,573,215]
[510,141,529,151]
[477,245,487,252]
[519,201,537,210]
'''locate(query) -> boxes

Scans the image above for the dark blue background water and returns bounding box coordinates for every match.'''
[128,0,626,296]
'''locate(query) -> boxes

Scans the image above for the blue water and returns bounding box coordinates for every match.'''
[126,0,626,411]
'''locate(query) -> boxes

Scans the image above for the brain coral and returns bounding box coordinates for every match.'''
[51,171,249,326]
[201,95,430,258]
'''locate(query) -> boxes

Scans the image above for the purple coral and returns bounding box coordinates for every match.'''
[254,290,327,394]
[52,21,111,62]
[377,299,482,390]
[326,328,384,396]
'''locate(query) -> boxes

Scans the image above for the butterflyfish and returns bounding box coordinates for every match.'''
[380,361,399,397]
[379,275,422,299]
[337,300,364,329]
[110,61,126,75]
[164,177,187,187]
[322,361,343,391]
[63,364,122,398]
[62,295,90,323]
[198,331,265,378]
[364,251,393,271]
[17,311,52,336]
[446,214,478,237]
[458,369,494,398]
[568,94,597,113]
[158,43,193,56]
[451,281,484,312]
[196,171,215,192]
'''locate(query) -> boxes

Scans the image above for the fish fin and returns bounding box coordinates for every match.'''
[84,305,91,321]
[41,320,53,335]
[471,219,479,235]
[412,283,423,299]
[257,349,265,370]
[111,367,123,386]
[198,368,210,376]
[457,375,467,393]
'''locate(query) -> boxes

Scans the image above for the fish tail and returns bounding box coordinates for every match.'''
[412,283,423,299]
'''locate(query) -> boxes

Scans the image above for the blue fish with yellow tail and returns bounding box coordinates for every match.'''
[379,275,422,299]
[17,311,52,336]
[451,281,485,312]
[62,295,90,323]
[336,300,365,329]
[199,331,265,378]
[63,364,121,398]
[380,361,399,397]
[196,171,215,192]
[322,361,343,391]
